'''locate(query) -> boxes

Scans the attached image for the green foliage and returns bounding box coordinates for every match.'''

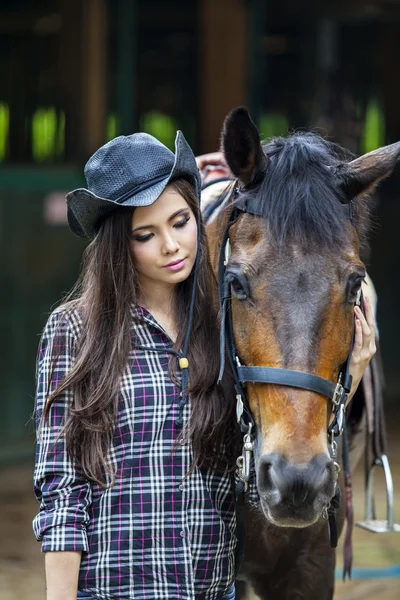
[0,103,9,161]
[107,113,118,141]
[258,112,289,141]
[139,111,177,150]
[361,98,385,153]
[31,108,65,162]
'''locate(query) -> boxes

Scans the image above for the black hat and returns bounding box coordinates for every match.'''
[66,131,201,238]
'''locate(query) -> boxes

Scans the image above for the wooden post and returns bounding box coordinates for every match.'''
[377,24,400,144]
[59,0,84,161]
[198,0,248,152]
[81,0,108,157]
[117,0,136,136]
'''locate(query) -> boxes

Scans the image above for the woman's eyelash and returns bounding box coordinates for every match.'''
[174,216,190,228]
[133,233,153,242]
[132,216,190,242]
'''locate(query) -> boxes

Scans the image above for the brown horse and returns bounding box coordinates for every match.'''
[204,107,400,600]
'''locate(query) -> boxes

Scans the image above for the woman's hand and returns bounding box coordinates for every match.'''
[195,152,232,185]
[195,151,227,171]
[347,295,377,403]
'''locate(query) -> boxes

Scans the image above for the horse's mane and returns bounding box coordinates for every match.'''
[234,132,369,249]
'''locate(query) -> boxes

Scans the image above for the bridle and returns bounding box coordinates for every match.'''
[216,188,362,550]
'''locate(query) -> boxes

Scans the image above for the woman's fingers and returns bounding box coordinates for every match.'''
[195,152,227,169]
[354,305,371,338]
[347,294,378,402]
[351,300,376,364]
[196,152,232,186]
[353,313,363,352]
[353,299,377,364]
[362,294,376,336]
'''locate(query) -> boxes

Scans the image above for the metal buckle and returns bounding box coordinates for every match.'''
[332,381,344,406]
[356,454,400,533]
[236,423,254,492]
[335,402,345,435]
[329,436,337,458]
[236,394,244,423]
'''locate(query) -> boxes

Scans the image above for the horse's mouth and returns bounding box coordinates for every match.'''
[255,452,337,528]
[259,495,329,529]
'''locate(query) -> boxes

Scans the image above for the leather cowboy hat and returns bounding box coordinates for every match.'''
[66,131,201,238]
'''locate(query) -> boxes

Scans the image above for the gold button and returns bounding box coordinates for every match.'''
[179,357,189,369]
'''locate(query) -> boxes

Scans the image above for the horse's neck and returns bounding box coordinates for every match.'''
[201,179,233,218]
[202,180,234,275]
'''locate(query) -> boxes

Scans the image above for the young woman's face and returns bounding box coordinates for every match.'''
[129,185,198,293]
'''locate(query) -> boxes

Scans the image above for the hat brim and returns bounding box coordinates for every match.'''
[66,131,201,238]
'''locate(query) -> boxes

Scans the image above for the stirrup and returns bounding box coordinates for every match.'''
[356,454,400,533]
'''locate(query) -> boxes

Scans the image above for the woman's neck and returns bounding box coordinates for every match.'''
[138,287,178,342]
[138,283,175,317]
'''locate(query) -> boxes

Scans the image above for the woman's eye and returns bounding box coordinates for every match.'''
[133,233,153,243]
[174,216,190,229]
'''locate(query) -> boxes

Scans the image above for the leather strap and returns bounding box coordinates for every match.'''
[237,366,337,400]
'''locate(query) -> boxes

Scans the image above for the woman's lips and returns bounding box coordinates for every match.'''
[164,258,186,271]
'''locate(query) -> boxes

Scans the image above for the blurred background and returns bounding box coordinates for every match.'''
[0,0,399,598]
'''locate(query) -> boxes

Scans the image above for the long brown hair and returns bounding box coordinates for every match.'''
[41,179,236,486]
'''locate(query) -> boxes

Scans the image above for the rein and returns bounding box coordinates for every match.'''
[216,192,361,570]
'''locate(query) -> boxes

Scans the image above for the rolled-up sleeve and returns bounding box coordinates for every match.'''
[33,310,92,553]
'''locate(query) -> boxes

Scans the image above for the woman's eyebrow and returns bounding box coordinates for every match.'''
[132,208,189,233]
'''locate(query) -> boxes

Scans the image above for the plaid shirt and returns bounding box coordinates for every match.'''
[33,306,237,600]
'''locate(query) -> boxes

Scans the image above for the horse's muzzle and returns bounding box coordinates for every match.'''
[257,453,336,527]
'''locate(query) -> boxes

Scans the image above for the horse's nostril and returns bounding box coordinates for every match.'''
[257,453,335,504]
[258,456,274,493]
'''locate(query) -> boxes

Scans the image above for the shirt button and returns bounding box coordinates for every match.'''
[180,530,185,538]
[178,483,184,491]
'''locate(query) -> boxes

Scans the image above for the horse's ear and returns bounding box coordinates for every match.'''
[335,142,400,202]
[221,106,267,185]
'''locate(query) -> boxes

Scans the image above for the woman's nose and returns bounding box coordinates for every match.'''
[162,233,180,254]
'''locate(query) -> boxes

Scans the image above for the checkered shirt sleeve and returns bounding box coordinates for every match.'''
[33,309,92,552]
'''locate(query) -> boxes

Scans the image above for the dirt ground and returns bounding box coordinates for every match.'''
[1,421,399,600]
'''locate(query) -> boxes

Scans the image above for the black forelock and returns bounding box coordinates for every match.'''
[233,132,366,249]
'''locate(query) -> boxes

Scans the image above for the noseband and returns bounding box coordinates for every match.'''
[217,196,361,493]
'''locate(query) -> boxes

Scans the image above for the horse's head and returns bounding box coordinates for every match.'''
[220,107,399,527]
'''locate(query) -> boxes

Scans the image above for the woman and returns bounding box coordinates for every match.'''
[33,132,375,600]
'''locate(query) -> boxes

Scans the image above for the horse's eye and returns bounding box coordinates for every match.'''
[226,271,249,300]
[347,274,364,304]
